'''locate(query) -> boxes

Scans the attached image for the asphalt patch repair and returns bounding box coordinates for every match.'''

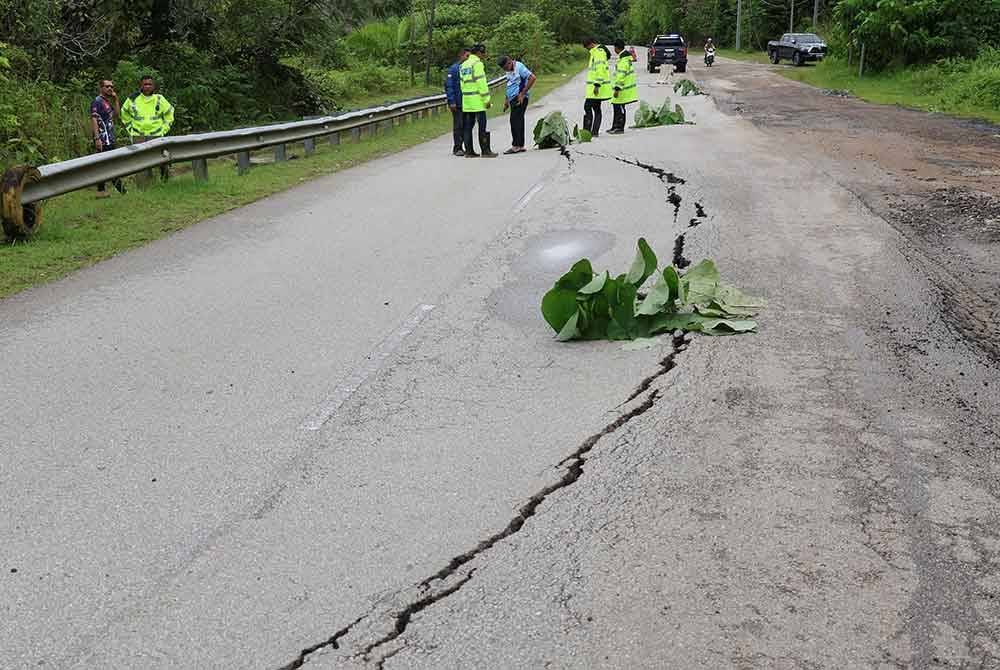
[700,60,1000,363]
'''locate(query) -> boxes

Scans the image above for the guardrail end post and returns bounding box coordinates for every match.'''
[275,144,287,162]
[1,166,43,239]
[192,158,208,182]
[237,151,251,175]
[304,138,316,156]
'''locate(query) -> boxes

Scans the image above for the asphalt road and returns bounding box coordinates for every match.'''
[2,53,998,669]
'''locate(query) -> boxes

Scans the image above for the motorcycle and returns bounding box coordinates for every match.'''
[704,47,716,67]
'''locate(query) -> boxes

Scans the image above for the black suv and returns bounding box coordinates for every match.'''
[648,34,688,73]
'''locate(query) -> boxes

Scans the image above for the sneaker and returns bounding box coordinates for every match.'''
[607,128,624,135]
[464,151,480,158]
[453,148,465,156]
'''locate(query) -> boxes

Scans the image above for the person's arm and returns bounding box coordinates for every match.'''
[516,65,535,104]
[160,98,175,135]
[120,98,134,138]
[90,101,103,150]
[476,60,490,108]
[445,67,458,109]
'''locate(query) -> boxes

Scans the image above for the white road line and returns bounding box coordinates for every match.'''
[514,181,546,213]
[300,303,436,431]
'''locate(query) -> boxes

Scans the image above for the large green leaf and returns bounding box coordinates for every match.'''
[535,111,571,149]
[625,237,658,287]
[680,259,720,305]
[541,287,579,333]
[636,267,678,315]
[554,258,594,292]
[556,310,582,341]
[698,318,758,336]
[634,101,660,128]
[579,270,609,295]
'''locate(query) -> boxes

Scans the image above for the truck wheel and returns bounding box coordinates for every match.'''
[675,63,686,73]
[770,49,780,64]
[793,51,803,66]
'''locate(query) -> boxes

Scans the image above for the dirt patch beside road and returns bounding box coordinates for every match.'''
[700,60,1000,361]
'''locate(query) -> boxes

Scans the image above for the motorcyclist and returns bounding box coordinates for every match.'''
[704,38,715,54]
[704,38,716,65]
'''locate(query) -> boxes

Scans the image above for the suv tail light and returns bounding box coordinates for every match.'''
[679,48,687,57]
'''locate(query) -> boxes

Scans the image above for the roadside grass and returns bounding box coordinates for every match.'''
[0,60,586,299]
[778,56,1000,126]
[717,48,772,65]
[340,82,440,111]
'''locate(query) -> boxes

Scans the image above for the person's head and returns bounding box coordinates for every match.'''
[139,75,156,95]
[471,44,486,57]
[583,38,596,49]
[614,39,625,51]
[457,47,470,62]
[498,55,514,71]
[706,38,714,44]
[98,79,115,97]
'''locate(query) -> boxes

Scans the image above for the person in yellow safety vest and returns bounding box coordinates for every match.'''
[609,39,638,134]
[121,75,175,180]
[459,44,497,158]
[583,38,612,137]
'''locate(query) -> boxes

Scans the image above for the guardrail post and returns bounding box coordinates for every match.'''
[275,144,287,162]
[192,158,208,182]
[304,138,316,156]
[350,127,361,143]
[329,132,340,146]
[237,151,251,175]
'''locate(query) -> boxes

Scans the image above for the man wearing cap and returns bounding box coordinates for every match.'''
[459,44,497,158]
[499,55,536,154]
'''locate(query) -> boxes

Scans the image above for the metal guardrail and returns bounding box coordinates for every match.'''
[1,76,505,237]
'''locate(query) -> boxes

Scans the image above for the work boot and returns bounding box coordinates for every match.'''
[479,132,498,158]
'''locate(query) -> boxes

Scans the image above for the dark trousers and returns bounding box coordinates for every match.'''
[612,103,627,131]
[95,142,124,193]
[463,111,487,153]
[451,107,464,152]
[509,98,527,147]
[583,98,604,136]
[133,135,169,185]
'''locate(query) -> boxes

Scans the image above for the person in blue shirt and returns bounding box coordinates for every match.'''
[498,55,536,154]
[445,47,470,156]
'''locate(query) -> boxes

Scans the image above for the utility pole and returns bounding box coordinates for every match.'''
[735,0,743,50]
[790,0,794,32]
[424,0,437,85]
[813,0,819,26]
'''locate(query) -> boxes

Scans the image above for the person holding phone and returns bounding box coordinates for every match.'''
[90,79,125,197]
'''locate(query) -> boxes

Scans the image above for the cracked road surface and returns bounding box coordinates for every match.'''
[2,53,999,669]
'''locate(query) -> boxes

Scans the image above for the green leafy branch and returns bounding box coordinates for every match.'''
[541,238,764,342]
[673,79,702,96]
[634,98,692,127]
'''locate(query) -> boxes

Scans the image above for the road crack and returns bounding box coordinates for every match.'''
[275,337,689,669]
